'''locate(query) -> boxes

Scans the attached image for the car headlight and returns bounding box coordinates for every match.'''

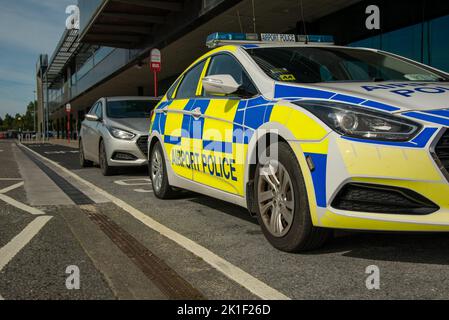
[295,101,422,141]
[108,127,136,140]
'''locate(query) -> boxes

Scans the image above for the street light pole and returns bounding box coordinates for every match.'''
[18,117,22,142]
[44,73,49,142]
[33,90,36,133]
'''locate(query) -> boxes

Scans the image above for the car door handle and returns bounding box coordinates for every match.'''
[191,107,202,119]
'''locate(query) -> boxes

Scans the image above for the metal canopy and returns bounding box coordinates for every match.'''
[80,0,185,49]
[45,29,80,87]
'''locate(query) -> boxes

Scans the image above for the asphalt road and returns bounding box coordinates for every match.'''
[2,140,449,300]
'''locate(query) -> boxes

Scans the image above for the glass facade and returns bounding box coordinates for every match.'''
[71,47,115,85]
[429,15,449,72]
[75,47,114,81]
[349,14,449,72]
[47,46,115,113]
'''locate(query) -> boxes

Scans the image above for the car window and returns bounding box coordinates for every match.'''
[88,103,98,115]
[176,60,206,99]
[107,100,157,118]
[95,102,103,119]
[206,54,258,97]
[246,47,448,83]
[166,76,183,100]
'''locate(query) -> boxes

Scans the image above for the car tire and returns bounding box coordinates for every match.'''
[99,139,115,176]
[79,139,93,168]
[149,141,178,199]
[254,141,331,252]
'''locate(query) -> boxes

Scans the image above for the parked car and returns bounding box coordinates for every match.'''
[79,96,160,175]
[148,32,449,252]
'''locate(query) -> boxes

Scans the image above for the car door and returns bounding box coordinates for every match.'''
[162,59,208,181]
[91,100,105,162]
[193,53,259,196]
[82,102,99,160]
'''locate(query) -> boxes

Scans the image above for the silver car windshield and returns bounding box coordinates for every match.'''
[106,100,157,118]
[246,47,449,83]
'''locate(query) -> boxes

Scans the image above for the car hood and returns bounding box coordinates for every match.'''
[278,81,449,112]
[107,118,151,134]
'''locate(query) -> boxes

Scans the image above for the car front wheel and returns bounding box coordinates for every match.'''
[254,141,331,252]
[149,142,178,199]
[79,139,93,168]
[99,140,115,176]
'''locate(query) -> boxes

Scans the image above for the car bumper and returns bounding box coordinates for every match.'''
[105,134,148,167]
[296,127,449,232]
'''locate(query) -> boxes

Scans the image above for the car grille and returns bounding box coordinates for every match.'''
[136,135,149,156]
[331,183,439,215]
[434,129,449,178]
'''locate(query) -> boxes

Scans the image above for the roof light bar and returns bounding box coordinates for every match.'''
[206,32,334,48]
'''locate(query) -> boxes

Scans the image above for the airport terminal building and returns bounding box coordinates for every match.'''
[36,0,449,138]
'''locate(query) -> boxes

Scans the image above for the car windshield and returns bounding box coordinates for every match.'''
[106,100,157,118]
[246,47,449,83]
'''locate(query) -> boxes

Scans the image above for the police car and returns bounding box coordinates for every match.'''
[148,32,449,252]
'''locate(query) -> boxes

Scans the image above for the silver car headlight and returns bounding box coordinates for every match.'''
[108,127,136,140]
[295,101,422,141]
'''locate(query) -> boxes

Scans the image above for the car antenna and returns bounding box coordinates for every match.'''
[299,0,308,44]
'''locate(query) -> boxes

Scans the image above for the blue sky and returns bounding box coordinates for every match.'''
[0,0,74,118]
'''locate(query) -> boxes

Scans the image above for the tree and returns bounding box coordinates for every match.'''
[13,113,22,131]
[0,101,37,131]
[3,114,14,130]
[22,101,36,131]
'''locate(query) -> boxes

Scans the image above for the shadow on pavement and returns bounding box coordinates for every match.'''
[189,196,258,225]
[307,231,449,264]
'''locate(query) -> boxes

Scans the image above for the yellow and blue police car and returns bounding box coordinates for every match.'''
[148,32,449,252]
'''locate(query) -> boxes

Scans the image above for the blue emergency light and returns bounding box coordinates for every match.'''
[297,35,335,43]
[206,32,334,48]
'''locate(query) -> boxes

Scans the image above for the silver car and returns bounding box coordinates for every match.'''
[79,96,160,175]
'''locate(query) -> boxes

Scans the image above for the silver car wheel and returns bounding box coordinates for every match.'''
[151,148,163,193]
[257,160,295,237]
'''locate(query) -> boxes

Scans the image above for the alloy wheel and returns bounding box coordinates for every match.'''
[257,160,295,237]
[151,148,163,193]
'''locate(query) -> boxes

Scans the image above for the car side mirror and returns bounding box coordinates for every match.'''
[202,74,240,96]
[85,114,100,122]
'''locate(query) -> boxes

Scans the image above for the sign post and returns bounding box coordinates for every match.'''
[150,49,161,97]
[66,103,71,143]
